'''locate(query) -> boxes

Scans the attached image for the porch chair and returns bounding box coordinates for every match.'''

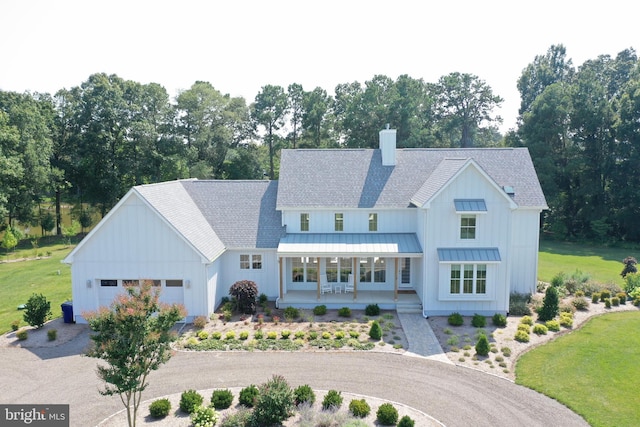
[320,274,332,294]
[344,274,354,293]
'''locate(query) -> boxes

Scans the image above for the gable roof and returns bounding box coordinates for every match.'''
[277,148,547,209]
[181,180,284,249]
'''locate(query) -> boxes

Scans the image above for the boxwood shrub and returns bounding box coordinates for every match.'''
[239,385,259,407]
[348,398,371,418]
[447,312,464,326]
[180,389,204,414]
[365,304,380,316]
[514,330,530,343]
[313,305,327,316]
[338,307,352,317]
[376,403,399,425]
[149,398,171,418]
[471,314,486,328]
[294,384,316,406]
[532,324,548,335]
[492,313,507,327]
[211,389,233,409]
[322,390,343,410]
[398,415,416,427]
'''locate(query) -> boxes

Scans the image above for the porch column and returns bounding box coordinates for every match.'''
[352,257,357,300]
[278,257,283,300]
[394,258,398,301]
[317,257,321,300]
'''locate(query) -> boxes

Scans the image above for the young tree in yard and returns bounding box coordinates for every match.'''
[85,281,186,427]
[621,256,637,278]
[538,285,560,322]
[23,293,51,328]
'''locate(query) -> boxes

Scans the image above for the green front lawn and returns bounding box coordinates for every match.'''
[516,311,640,427]
[0,242,73,333]
[538,240,634,285]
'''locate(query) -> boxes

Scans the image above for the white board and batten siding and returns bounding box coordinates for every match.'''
[218,250,280,302]
[68,193,207,323]
[420,165,513,316]
[281,209,416,233]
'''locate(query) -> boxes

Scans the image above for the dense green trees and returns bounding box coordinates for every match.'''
[2,46,640,243]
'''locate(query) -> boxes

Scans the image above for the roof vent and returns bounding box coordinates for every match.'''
[503,185,515,196]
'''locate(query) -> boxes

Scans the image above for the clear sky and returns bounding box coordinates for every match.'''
[1,0,638,133]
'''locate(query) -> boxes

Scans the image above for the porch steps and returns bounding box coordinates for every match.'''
[395,301,423,314]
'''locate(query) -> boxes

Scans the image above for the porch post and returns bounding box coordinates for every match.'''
[278,257,283,300]
[394,258,398,301]
[353,257,357,300]
[317,257,321,300]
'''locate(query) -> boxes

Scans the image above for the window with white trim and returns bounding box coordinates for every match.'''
[460,215,476,239]
[292,257,317,282]
[240,254,262,269]
[300,213,310,231]
[335,213,343,231]
[369,213,377,231]
[401,258,411,284]
[450,264,487,294]
[359,257,386,283]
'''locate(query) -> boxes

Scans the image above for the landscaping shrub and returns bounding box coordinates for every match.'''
[533,324,548,335]
[229,280,258,314]
[520,315,534,326]
[198,330,209,340]
[475,333,490,356]
[517,323,530,333]
[376,403,399,425]
[267,331,277,340]
[334,330,345,339]
[258,293,268,304]
[592,293,601,304]
[211,389,234,409]
[47,329,57,341]
[322,390,343,410]
[193,316,208,329]
[239,330,249,340]
[239,385,259,407]
[365,304,380,316]
[448,312,464,326]
[509,293,532,316]
[16,329,28,341]
[550,271,567,288]
[369,320,382,340]
[537,285,559,322]
[605,298,612,308]
[191,405,218,427]
[611,297,620,306]
[251,375,295,426]
[571,297,589,311]
[220,407,252,427]
[471,313,486,327]
[621,257,638,278]
[398,415,416,427]
[225,331,236,340]
[23,293,51,328]
[600,290,611,302]
[545,319,561,332]
[514,330,530,343]
[280,330,291,339]
[254,330,263,340]
[283,306,300,320]
[617,292,627,304]
[338,307,351,317]
[492,313,507,327]
[149,398,171,418]
[313,305,327,315]
[559,312,574,328]
[11,320,20,331]
[180,389,204,414]
[348,398,371,418]
[293,384,315,406]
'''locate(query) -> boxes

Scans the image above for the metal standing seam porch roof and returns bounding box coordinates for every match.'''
[277,233,423,257]
[437,247,501,262]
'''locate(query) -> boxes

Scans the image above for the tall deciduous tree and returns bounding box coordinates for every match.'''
[287,83,304,149]
[302,87,330,147]
[435,72,503,148]
[252,85,288,179]
[85,281,186,427]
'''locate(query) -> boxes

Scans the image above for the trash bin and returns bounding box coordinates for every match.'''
[61,301,74,323]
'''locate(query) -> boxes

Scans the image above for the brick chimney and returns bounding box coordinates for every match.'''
[379,126,396,166]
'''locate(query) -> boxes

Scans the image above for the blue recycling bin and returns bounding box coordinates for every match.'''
[61,301,74,323]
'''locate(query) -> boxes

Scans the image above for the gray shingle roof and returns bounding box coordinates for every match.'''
[277,148,547,209]
[135,180,284,259]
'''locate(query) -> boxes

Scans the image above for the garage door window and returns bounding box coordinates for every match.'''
[166,280,183,287]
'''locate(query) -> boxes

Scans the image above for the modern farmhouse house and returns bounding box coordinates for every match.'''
[63,129,547,323]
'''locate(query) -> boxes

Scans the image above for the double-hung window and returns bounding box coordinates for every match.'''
[300,213,310,231]
[460,215,476,239]
[335,213,343,231]
[292,257,317,282]
[368,213,377,231]
[240,254,262,270]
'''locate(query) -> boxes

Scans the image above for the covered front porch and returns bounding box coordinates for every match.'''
[276,289,422,312]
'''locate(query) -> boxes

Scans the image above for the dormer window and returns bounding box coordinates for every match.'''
[335,213,343,231]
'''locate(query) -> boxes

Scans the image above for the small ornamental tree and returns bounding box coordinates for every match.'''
[538,284,559,322]
[621,256,638,278]
[85,280,186,427]
[23,293,51,328]
[229,280,258,314]
[1,228,18,253]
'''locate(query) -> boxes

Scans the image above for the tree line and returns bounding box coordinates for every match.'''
[1,44,639,243]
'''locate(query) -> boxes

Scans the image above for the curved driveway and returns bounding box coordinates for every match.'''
[0,332,588,427]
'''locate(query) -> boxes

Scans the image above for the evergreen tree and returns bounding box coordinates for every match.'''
[538,285,560,322]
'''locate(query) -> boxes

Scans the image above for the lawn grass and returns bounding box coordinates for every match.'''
[0,239,73,333]
[538,239,636,285]
[515,311,640,427]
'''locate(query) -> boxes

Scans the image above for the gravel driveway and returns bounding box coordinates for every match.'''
[0,325,588,427]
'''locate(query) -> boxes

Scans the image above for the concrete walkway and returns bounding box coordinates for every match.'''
[398,312,453,364]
